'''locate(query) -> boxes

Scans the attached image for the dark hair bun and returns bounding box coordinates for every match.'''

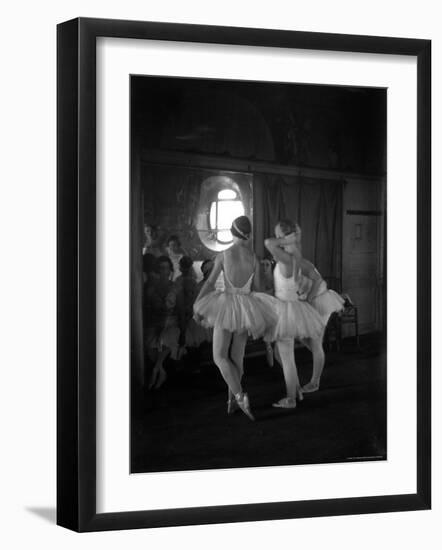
[231,215,252,240]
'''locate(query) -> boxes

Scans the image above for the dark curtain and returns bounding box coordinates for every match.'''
[254,173,342,281]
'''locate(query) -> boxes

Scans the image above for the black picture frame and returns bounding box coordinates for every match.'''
[57,17,431,532]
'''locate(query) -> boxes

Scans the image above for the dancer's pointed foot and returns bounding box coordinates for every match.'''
[272,397,297,409]
[302,381,320,393]
[227,389,239,414]
[235,392,255,421]
[148,365,167,390]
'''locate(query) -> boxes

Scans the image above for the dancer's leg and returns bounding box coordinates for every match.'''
[226,332,249,413]
[230,331,248,381]
[265,342,274,367]
[149,347,170,389]
[275,338,300,401]
[302,333,325,392]
[212,327,242,395]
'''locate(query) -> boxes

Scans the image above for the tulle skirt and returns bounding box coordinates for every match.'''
[184,318,213,347]
[194,290,278,340]
[265,298,325,342]
[311,286,345,324]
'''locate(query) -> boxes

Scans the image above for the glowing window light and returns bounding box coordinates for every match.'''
[209,189,245,244]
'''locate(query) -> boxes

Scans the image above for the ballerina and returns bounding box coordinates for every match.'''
[193,215,277,421]
[264,222,325,408]
[273,221,345,393]
[145,256,180,390]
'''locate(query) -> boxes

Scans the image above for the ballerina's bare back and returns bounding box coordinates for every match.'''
[223,245,257,288]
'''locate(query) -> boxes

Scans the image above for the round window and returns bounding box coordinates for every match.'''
[195,176,246,252]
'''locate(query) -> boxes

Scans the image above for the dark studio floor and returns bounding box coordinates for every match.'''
[131,334,386,473]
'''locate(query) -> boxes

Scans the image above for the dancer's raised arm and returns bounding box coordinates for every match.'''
[264,236,292,265]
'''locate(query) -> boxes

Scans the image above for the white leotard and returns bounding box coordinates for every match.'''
[273,262,298,302]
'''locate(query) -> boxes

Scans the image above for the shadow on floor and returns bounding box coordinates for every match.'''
[26,507,56,524]
[131,334,386,474]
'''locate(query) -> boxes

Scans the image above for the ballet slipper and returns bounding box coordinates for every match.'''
[235,392,255,421]
[302,381,320,393]
[227,389,239,414]
[272,397,297,409]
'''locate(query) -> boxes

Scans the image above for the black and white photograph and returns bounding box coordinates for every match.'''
[130,76,387,474]
[1,0,435,543]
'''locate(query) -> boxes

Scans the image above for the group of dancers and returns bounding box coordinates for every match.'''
[193,215,344,420]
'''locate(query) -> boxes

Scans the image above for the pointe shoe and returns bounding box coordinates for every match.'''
[227,398,239,414]
[227,389,239,414]
[235,392,255,421]
[302,381,320,393]
[272,397,297,409]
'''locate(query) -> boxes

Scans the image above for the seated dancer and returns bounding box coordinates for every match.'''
[264,222,325,408]
[175,255,210,353]
[197,259,214,292]
[193,216,277,421]
[273,220,345,393]
[144,256,180,390]
[194,259,215,343]
[165,235,190,281]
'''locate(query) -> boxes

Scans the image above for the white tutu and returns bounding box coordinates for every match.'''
[184,318,213,347]
[311,281,345,324]
[264,262,326,342]
[194,290,278,340]
[265,298,325,342]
